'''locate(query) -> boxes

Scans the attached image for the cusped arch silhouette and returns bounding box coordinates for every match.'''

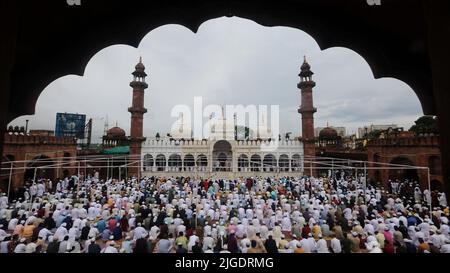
[7,0,435,123]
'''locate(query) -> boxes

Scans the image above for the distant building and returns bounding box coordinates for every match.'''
[315,126,346,137]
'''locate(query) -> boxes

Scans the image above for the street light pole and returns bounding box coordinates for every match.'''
[428,168,432,218]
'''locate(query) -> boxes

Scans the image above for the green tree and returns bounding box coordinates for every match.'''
[235,126,251,140]
[409,116,439,135]
[364,129,383,140]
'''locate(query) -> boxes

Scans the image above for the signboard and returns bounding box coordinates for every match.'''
[55,113,86,139]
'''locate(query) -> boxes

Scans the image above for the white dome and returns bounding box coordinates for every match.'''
[209,117,235,140]
[257,124,272,139]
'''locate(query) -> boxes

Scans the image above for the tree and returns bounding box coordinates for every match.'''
[235,126,251,140]
[409,116,439,135]
[364,129,383,140]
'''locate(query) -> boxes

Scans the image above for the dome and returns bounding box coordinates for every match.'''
[135,61,145,71]
[107,126,126,138]
[319,127,338,139]
[301,61,311,71]
[209,116,235,140]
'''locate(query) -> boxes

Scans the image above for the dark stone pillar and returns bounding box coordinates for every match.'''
[0,1,18,170]
[426,0,450,198]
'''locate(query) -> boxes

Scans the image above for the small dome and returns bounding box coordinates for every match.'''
[301,61,311,71]
[319,127,338,139]
[107,127,126,138]
[135,61,145,71]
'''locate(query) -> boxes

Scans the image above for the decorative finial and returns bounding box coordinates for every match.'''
[139,56,142,63]
[327,122,329,127]
[116,121,118,127]
[304,55,307,63]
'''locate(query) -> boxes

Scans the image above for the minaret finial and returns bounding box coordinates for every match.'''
[139,56,142,63]
[304,55,307,63]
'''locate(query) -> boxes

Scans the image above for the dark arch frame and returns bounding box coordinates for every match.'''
[388,156,419,183]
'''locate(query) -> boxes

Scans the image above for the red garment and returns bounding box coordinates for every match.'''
[120,216,129,232]
[246,179,252,191]
[37,207,45,218]
[383,244,395,254]
[186,228,193,238]
[302,226,311,238]
[108,218,117,231]
[383,231,393,246]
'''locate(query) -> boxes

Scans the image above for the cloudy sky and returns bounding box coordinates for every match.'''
[10,17,423,142]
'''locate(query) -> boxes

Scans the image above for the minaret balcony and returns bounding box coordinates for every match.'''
[297,81,316,89]
[130,81,148,89]
[128,107,148,114]
[298,106,317,114]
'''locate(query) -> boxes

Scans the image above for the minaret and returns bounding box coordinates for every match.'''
[298,56,317,176]
[128,57,148,178]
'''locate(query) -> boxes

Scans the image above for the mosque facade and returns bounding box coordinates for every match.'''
[122,57,317,178]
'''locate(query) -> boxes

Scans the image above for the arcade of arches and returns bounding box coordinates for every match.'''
[143,152,303,173]
[367,136,443,190]
[0,133,77,192]
[1,0,450,197]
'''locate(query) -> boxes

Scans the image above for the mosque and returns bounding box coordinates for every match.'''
[114,56,318,178]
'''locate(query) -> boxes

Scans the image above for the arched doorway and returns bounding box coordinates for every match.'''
[279,154,289,172]
[373,153,381,183]
[213,140,232,171]
[0,155,15,194]
[263,154,277,172]
[428,156,442,175]
[24,155,55,183]
[291,154,301,172]
[388,157,418,182]
[184,154,195,171]
[431,180,443,192]
[168,154,182,171]
[143,154,154,171]
[196,154,208,172]
[238,154,249,172]
[155,154,166,172]
[250,154,261,172]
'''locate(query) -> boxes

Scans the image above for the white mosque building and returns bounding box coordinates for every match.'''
[140,110,304,178]
[123,57,318,178]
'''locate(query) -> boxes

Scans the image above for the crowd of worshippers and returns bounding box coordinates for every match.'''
[0,173,449,254]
